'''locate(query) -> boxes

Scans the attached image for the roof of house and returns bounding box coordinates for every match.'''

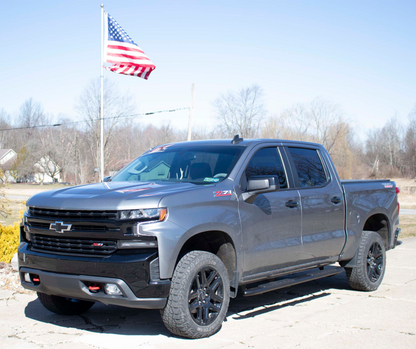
[0,149,16,160]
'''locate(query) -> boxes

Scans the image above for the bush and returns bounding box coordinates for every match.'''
[0,223,20,263]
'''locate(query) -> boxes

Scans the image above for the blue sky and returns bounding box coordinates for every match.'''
[1,1,415,138]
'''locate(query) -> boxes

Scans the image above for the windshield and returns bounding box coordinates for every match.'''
[111,145,245,184]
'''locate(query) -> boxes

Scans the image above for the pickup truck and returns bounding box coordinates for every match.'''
[19,137,401,338]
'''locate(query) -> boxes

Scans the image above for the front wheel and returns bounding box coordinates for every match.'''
[345,231,386,291]
[161,250,230,338]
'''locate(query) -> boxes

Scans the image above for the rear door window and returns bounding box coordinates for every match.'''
[287,147,327,187]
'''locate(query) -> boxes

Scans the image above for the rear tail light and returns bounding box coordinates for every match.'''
[396,187,400,214]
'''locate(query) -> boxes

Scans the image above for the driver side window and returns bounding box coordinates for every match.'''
[245,147,288,189]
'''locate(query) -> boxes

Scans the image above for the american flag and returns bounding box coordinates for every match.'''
[104,13,155,80]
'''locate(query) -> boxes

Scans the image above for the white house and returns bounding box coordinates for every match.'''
[0,149,61,183]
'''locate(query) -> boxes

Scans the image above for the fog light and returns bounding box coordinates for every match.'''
[24,273,31,283]
[104,283,123,296]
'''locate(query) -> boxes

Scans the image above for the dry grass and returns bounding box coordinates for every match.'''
[392,178,416,209]
[399,215,416,239]
[0,200,26,226]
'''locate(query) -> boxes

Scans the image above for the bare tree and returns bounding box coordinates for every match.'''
[365,117,404,177]
[262,98,347,153]
[404,106,416,176]
[75,78,136,178]
[10,145,31,182]
[0,109,10,149]
[213,85,266,138]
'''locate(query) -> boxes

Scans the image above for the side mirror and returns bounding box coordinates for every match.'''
[103,176,112,182]
[243,175,279,203]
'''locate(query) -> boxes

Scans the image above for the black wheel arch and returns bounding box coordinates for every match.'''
[176,230,238,296]
[341,212,390,268]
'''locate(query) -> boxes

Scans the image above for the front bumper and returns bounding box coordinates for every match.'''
[20,267,167,309]
[18,242,170,309]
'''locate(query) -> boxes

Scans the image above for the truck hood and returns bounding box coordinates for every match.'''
[26,181,208,211]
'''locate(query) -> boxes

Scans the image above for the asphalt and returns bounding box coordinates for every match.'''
[1,238,416,349]
[401,208,416,215]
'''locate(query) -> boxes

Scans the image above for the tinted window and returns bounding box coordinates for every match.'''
[111,145,244,184]
[245,147,288,189]
[288,147,327,187]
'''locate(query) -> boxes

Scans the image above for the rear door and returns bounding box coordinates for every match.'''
[285,146,345,263]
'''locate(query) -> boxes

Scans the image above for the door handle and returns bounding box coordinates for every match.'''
[331,197,342,204]
[285,200,298,208]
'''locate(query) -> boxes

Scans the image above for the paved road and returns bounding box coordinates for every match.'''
[401,208,416,215]
[1,238,415,349]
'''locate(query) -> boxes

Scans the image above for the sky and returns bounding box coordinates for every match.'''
[1,0,415,140]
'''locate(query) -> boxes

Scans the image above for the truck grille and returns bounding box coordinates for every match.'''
[28,207,118,221]
[31,234,117,255]
[29,222,119,233]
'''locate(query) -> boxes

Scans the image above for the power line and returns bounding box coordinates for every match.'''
[0,107,190,132]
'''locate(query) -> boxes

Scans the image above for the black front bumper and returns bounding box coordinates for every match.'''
[18,243,170,309]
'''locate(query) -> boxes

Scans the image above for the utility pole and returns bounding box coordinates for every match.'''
[187,83,194,141]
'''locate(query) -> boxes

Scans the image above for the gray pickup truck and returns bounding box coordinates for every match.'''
[19,137,400,338]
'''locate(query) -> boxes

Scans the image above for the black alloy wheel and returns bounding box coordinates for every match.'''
[366,241,384,282]
[161,250,230,338]
[188,267,224,326]
[345,231,386,291]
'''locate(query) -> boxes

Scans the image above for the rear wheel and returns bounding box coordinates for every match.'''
[37,292,95,315]
[345,231,386,291]
[161,250,230,338]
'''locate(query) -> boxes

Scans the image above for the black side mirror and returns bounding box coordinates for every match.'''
[243,175,280,203]
[103,176,112,182]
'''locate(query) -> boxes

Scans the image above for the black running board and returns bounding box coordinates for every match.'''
[242,266,344,297]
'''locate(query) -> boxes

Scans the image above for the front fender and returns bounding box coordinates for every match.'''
[140,205,242,279]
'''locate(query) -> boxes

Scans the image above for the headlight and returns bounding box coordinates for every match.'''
[118,208,167,221]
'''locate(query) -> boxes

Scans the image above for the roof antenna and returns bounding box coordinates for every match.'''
[231,134,243,144]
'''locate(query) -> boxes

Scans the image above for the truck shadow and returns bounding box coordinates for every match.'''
[24,272,350,337]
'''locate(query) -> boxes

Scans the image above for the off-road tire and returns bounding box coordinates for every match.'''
[161,250,230,338]
[37,292,95,315]
[345,231,386,291]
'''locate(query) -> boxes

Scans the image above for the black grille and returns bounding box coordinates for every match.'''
[31,234,117,255]
[29,222,119,232]
[28,207,118,221]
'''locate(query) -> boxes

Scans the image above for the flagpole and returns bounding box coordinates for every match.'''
[100,4,105,181]
[186,83,194,141]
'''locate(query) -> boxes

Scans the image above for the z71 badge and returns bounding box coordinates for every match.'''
[214,190,232,197]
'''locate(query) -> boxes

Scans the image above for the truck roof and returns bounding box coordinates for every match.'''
[161,138,323,148]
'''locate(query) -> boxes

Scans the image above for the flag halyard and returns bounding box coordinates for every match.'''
[104,13,155,80]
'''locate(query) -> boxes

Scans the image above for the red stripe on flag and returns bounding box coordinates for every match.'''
[107,45,145,54]
[106,59,155,68]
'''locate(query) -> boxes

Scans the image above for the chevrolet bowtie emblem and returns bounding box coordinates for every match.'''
[50,221,72,233]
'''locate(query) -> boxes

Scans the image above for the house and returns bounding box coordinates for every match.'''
[0,149,17,182]
[0,149,61,183]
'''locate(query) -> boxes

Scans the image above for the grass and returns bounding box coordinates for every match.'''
[398,215,416,239]
[0,200,26,226]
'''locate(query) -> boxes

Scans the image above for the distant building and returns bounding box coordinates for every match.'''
[0,149,61,183]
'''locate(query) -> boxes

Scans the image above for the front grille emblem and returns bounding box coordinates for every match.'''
[50,221,72,233]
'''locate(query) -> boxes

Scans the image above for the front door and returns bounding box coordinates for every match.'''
[238,146,302,278]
